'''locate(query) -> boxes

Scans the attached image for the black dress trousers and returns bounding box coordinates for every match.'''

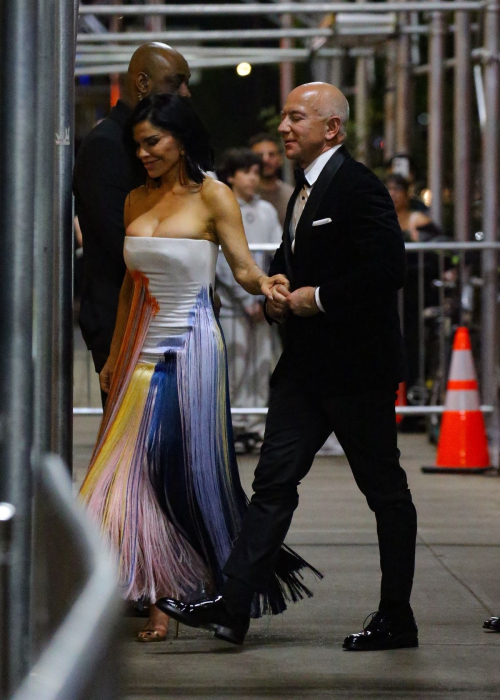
[223,374,417,606]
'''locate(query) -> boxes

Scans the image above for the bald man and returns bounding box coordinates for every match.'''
[159,83,418,652]
[74,43,190,400]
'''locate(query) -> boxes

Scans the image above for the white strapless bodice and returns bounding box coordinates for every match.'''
[123,237,218,361]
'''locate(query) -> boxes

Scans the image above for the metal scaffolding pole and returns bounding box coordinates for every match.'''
[329,51,345,88]
[34,0,56,460]
[453,11,472,241]
[77,28,334,43]
[52,0,77,469]
[384,39,397,160]
[0,0,37,690]
[74,21,480,46]
[481,0,500,466]
[145,0,166,33]
[77,2,485,15]
[280,2,294,185]
[428,11,446,227]
[395,11,411,153]
[31,0,56,669]
[355,54,370,165]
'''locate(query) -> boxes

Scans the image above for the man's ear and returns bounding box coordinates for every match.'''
[227,175,235,186]
[325,115,341,143]
[136,71,151,98]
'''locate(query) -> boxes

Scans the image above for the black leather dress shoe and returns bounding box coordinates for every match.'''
[156,595,250,645]
[343,611,419,651]
[483,616,500,632]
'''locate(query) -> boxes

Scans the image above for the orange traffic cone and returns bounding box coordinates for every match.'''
[422,327,492,474]
[396,382,406,425]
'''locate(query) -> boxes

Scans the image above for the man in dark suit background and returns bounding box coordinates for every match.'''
[74,43,191,404]
[159,83,418,651]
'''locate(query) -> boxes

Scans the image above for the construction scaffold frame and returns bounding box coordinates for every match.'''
[0,0,498,693]
[75,0,499,447]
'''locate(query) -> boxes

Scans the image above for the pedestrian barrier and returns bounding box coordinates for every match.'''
[73,241,500,468]
[423,327,493,474]
[9,456,121,700]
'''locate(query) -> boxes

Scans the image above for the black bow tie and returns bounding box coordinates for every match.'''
[294,167,310,189]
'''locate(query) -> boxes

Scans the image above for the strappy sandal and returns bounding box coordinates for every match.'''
[136,627,168,643]
[136,620,180,642]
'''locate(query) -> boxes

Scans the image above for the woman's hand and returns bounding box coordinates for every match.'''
[99,357,116,394]
[259,273,290,300]
[266,283,291,322]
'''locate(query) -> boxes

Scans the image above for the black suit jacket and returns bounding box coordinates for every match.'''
[73,100,145,358]
[269,145,407,396]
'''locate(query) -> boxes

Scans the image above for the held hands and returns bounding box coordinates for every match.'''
[267,284,320,320]
[266,284,290,322]
[259,274,290,301]
[99,357,116,394]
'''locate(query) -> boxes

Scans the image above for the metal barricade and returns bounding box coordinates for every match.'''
[9,456,121,700]
[73,241,500,465]
[0,503,15,699]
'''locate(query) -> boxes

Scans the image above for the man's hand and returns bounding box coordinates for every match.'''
[266,283,290,322]
[259,274,290,300]
[287,286,320,317]
[99,357,116,394]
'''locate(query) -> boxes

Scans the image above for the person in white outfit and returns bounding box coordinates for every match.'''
[216,148,282,452]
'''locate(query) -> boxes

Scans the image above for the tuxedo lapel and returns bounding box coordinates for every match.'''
[281,183,301,281]
[294,145,350,243]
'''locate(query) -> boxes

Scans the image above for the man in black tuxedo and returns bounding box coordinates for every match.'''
[158,83,418,651]
[74,43,191,405]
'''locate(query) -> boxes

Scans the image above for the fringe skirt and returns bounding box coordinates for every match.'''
[80,274,321,614]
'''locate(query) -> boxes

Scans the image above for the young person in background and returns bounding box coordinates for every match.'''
[216,148,282,453]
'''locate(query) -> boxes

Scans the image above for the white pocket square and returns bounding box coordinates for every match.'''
[312,218,332,227]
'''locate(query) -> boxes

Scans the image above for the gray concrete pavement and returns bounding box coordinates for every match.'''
[73,342,500,700]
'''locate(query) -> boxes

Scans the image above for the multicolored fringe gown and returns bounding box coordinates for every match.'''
[80,237,320,615]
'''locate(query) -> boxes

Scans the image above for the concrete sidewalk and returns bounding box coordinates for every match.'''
[73,410,500,699]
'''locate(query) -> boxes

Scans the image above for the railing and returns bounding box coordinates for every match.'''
[73,241,500,463]
[8,456,121,700]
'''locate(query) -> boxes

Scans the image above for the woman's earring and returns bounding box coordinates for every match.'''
[179,151,187,185]
[137,92,143,101]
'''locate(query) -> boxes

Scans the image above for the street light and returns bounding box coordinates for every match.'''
[236,61,252,76]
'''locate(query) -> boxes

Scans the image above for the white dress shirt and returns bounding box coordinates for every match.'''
[290,144,343,313]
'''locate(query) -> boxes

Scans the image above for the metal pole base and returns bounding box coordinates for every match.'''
[421,466,494,474]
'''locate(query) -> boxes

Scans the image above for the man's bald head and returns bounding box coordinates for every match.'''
[288,82,349,137]
[279,82,350,168]
[125,42,191,106]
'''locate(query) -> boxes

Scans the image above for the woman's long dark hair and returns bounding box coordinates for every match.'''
[124,94,214,185]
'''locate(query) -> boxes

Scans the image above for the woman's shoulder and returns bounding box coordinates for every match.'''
[200,175,229,196]
[124,185,151,227]
[127,185,149,202]
[200,176,236,210]
[124,185,152,213]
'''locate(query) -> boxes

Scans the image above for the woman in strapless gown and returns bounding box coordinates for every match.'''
[80,94,320,642]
